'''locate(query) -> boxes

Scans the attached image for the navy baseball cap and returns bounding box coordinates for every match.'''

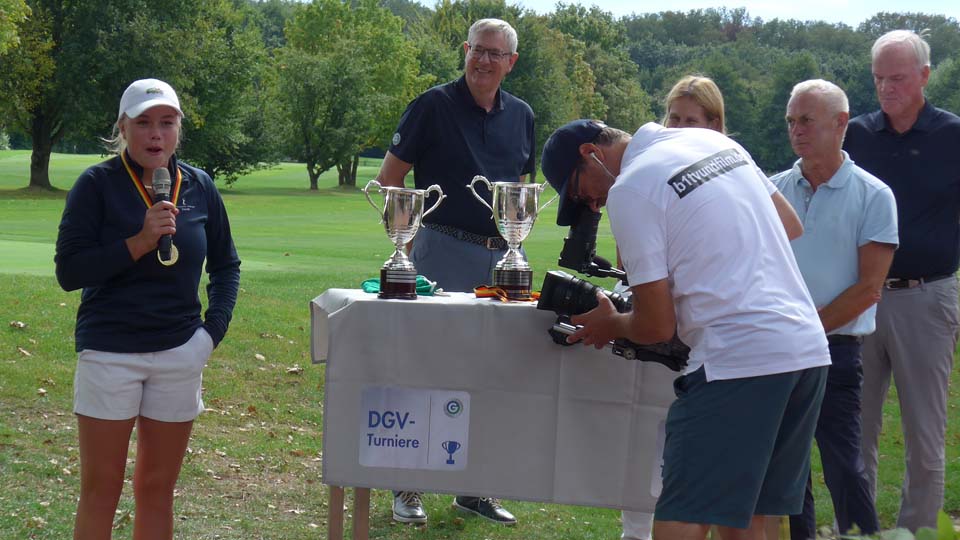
[541,119,605,226]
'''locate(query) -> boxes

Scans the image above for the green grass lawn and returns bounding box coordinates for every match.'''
[1,149,959,538]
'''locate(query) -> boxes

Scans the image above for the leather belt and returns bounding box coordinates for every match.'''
[883,273,954,290]
[827,334,862,345]
[424,223,508,250]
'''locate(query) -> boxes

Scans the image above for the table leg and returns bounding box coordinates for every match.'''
[328,485,344,540]
[352,487,370,540]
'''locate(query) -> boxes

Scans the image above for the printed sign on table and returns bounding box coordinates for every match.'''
[359,386,470,470]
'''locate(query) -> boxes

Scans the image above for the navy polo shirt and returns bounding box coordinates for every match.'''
[389,76,535,237]
[55,154,241,352]
[844,101,960,278]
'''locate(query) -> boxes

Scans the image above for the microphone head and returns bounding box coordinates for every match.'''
[153,168,172,196]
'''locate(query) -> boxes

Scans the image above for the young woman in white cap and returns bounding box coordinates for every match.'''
[55,78,241,539]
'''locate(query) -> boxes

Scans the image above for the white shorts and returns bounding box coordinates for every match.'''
[73,327,213,422]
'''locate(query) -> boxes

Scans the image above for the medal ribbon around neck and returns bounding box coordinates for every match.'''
[121,151,183,209]
[121,152,183,266]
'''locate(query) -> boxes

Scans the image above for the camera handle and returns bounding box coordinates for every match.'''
[548,316,687,372]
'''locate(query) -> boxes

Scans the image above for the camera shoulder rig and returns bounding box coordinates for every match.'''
[548,315,689,372]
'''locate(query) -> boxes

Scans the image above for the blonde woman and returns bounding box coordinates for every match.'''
[663,75,726,133]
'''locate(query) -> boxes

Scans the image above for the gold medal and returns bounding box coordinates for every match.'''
[158,244,179,266]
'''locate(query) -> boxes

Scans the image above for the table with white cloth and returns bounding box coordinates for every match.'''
[311,289,678,540]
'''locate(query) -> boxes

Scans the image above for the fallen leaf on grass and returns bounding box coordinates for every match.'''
[18,347,32,357]
[9,321,27,329]
[254,353,266,361]
[286,365,304,375]
[113,510,132,530]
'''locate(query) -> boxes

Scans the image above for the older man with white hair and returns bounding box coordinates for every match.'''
[772,79,897,539]
[843,30,960,531]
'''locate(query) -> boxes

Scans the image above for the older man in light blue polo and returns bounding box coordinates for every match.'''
[771,79,898,540]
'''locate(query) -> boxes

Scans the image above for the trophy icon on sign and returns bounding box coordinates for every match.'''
[442,440,461,465]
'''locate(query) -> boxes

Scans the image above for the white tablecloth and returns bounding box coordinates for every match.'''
[311,289,677,511]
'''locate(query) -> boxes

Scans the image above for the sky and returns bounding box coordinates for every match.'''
[513,0,960,28]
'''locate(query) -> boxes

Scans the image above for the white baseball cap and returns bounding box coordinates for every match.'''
[118,78,183,120]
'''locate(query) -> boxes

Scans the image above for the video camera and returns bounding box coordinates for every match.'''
[556,205,628,283]
[537,205,689,372]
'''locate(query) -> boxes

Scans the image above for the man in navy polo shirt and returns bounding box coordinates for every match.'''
[375,18,535,295]
[374,17,534,526]
[772,79,897,539]
[843,30,960,531]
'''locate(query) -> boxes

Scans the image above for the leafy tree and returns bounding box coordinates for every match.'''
[927,55,960,114]
[685,48,761,142]
[509,14,605,149]
[0,0,29,54]
[405,21,461,92]
[248,0,299,50]
[171,0,275,184]
[379,0,432,26]
[818,50,875,117]
[585,44,655,130]
[0,0,273,188]
[550,3,624,51]
[0,1,65,189]
[624,8,755,48]
[274,0,425,188]
[753,52,820,171]
[546,4,654,130]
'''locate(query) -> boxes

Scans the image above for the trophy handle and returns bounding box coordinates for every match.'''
[466,175,494,217]
[537,182,560,214]
[422,184,446,218]
[363,179,384,221]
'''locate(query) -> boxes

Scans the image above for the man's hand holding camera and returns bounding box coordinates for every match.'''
[563,278,680,349]
[567,291,626,348]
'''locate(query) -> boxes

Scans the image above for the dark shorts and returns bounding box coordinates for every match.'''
[654,365,828,528]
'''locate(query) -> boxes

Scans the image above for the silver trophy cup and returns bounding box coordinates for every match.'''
[467,175,556,299]
[364,180,445,299]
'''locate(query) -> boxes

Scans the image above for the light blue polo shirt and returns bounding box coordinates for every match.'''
[771,152,898,336]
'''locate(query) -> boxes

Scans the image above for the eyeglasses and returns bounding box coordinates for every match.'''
[569,153,615,207]
[468,45,512,62]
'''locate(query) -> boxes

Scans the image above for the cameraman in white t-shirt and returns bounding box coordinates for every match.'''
[540,120,831,540]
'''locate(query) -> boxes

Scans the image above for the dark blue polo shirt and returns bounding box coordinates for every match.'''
[55,154,241,352]
[844,101,960,278]
[389,76,535,237]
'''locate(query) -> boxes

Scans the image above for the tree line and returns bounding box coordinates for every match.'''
[1,0,959,189]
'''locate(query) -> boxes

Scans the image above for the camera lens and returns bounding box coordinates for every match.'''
[537,270,630,315]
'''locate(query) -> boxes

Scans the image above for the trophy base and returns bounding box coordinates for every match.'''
[379,268,418,299]
[493,268,533,300]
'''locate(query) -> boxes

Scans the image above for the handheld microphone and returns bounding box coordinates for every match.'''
[152,168,173,262]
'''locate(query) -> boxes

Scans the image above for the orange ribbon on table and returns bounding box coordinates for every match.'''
[474,286,541,302]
